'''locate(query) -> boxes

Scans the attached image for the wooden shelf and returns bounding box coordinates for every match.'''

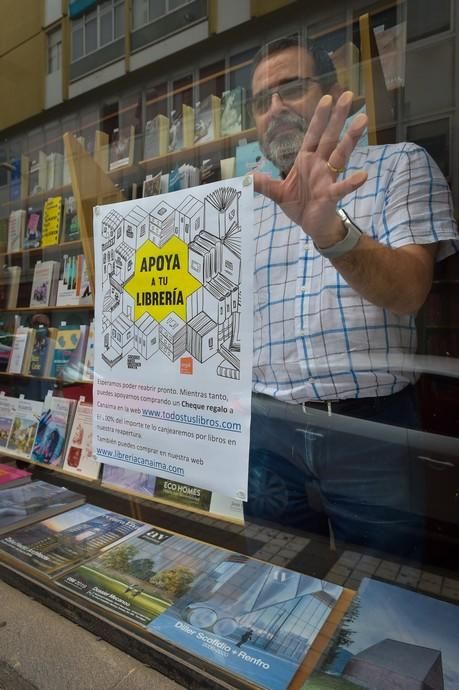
[2,184,72,210]
[6,304,94,313]
[0,370,57,383]
[139,127,258,169]
[2,240,82,260]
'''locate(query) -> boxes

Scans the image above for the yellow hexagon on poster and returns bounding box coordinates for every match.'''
[124,236,201,323]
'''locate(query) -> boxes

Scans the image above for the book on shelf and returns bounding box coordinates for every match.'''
[0,394,18,448]
[56,254,92,307]
[46,152,64,191]
[29,260,60,307]
[16,266,34,308]
[0,265,11,309]
[7,209,26,253]
[0,503,145,574]
[142,172,162,198]
[200,156,220,185]
[62,196,80,242]
[221,86,245,136]
[143,114,169,159]
[182,103,195,148]
[6,396,44,459]
[27,325,58,378]
[0,480,85,537]
[102,464,156,496]
[24,206,43,249]
[0,464,31,490]
[62,401,100,480]
[28,151,47,196]
[42,195,63,247]
[0,217,8,253]
[194,95,221,144]
[0,317,15,372]
[169,109,184,152]
[6,265,21,309]
[9,157,21,201]
[109,126,135,171]
[82,319,94,382]
[220,157,236,180]
[52,323,89,381]
[302,576,459,690]
[31,396,75,467]
[7,326,34,375]
[235,139,280,179]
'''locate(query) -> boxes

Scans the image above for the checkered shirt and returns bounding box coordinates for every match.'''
[252,143,459,402]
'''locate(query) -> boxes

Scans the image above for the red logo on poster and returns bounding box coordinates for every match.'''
[180,357,193,375]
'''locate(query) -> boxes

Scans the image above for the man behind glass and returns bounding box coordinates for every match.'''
[247,36,458,556]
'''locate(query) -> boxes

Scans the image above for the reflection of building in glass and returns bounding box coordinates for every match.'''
[343,639,444,690]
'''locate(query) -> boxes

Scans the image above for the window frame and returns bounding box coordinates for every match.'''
[131,0,194,31]
[70,0,124,63]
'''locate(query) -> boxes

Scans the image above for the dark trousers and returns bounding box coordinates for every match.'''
[246,386,425,558]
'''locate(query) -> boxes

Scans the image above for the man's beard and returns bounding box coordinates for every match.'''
[259,111,307,176]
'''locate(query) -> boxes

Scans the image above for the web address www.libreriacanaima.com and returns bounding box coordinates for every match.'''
[95,447,185,476]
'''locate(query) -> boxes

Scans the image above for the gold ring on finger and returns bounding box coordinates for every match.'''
[327,160,346,174]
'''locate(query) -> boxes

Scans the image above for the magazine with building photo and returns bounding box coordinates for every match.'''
[142,172,162,198]
[62,401,100,480]
[302,577,459,690]
[31,396,75,467]
[57,526,232,627]
[0,480,84,537]
[148,554,343,690]
[6,396,44,459]
[0,464,31,489]
[0,503,145,574]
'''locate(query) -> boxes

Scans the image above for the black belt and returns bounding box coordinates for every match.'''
[302,385,413,416]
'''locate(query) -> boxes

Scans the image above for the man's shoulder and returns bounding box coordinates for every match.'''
[350,141,431,168]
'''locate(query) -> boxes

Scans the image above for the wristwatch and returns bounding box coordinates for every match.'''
[314,208,363,260]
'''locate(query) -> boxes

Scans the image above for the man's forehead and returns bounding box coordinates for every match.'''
[252,46,314,93]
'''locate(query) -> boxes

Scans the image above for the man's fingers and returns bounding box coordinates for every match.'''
[327,170,368,201]
[316,91,354,160]
[302,95,333,153]
[252,172,284,204]
[327,112,368,174]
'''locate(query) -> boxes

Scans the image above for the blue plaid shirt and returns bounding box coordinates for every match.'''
[253,143,458,402]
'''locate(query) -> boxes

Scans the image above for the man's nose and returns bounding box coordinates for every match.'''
[268,92,287,116]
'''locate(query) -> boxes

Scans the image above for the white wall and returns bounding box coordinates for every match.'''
[45,70,63,109]
[44,0,62,27]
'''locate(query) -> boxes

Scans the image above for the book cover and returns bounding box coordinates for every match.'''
[62,401,100,480]
[182,103,195,148]
[0,265,11,310]
[143,115,169,160]
[0,503,144,574]
[109,126,135,171]
[31,397,73,466]
[0,395,17,448]
[46,152,64,190]
[0,464,31,489]
[30,260,59,307]
[142,172,162,198]
[194,95,221,144]
[57,526,231,627]
[0,217,8,253]
[27,326,57,378]
[221,87,245,136]
[0,480,84,537]
[6,397,43,459]
[82,320,95,382]
[7,265,21,309]
[102,465,157,496]
[7,326,33,375]
[9,157,21,201]
[0,317,15,372]
[303,577,459,690]
[147,553,342,690]
[62,196,80,242]
[235,140,280,179]
[169,110,183,152]
[52,324,89,381]
[7,209,26,253]
[24,207,42,249]
[42,196,63,247]
[28,152,47,196]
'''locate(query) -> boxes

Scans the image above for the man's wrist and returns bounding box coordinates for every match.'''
[314,215,347,250]
[314,210,363,260]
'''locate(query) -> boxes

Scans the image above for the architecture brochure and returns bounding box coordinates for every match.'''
[93,177,255,499]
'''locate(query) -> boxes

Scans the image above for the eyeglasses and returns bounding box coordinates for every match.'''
[251,77,320,115]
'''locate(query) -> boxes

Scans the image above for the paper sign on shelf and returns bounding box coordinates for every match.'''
[93,177,254,499]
